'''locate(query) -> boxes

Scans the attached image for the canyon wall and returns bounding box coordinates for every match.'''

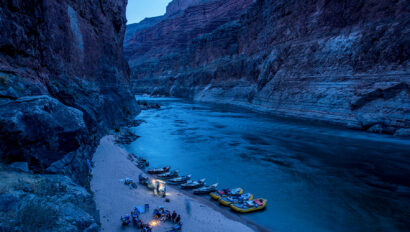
[0,0,137,178]
[0,1,136,230]
[125,0,409,136]
[166,0,213,16]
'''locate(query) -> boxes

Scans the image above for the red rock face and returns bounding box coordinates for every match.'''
[0,0,137,124]
[125,0,409,136]
[1,0,129,85]
[0,0,137,176]
[124,0,255,65]
[166,0,210,16]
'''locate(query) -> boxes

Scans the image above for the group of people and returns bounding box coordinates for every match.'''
[121,206,183,231]
[153,207,183,231]
[121,207,152,232]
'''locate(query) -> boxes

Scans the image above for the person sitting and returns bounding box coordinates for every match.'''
[155,210,162,219]
[121,215,130,225]
[153,209,159,218]
[175,215,181,224]
[136,219,143,228]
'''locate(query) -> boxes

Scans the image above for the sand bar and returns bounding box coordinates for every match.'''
[91,136,255,232]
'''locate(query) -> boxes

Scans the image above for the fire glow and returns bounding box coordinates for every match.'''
[149,220,160,227]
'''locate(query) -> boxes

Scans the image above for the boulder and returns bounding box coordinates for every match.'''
[0,168,99,232]
[0,95,88,170]
[8,162,29,172]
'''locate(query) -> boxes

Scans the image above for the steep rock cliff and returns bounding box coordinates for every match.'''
[124,0,255,65]
[0,0,138,176]
[166,0,213,16]
[125,0,409,136]
[1,0,137,230]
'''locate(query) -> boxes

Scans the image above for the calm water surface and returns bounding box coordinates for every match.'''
[126,97,410,232]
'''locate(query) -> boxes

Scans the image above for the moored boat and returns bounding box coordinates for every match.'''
[180,178,206,189]
[210,188,243,200]
[147,166,170,174]
[230,198,267,213]
[167,174,192,185]
[219,193,253,206]
[157,170,179,179]
[193,183,218,195]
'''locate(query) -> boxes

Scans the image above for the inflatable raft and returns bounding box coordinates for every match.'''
[219,193,253,206]
[180,178,206,189]
[210,188,243,200]
[193,183,218,195]
[157,170,178,179]
[230,198,267,213]
[147,166,170,174]
[167,174,191,185]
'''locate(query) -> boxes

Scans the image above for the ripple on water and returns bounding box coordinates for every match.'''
[128,96,410,232]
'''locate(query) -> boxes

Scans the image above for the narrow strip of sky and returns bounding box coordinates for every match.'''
[126,0,172,24]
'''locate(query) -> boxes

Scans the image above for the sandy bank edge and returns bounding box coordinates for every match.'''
[91,136,265,232]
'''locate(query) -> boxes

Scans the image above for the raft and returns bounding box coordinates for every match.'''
[193,183,218,195]
[167,174,191,185]
[147,166,170,174]
[157,170,178,179]
[219,193,253,206]
[210,188,243,200]
[230,198,267,213]
[180,178,205,189]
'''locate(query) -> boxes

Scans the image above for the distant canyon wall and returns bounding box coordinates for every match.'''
[125,0,409,136]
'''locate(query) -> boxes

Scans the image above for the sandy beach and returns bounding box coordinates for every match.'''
[91,136,255,232]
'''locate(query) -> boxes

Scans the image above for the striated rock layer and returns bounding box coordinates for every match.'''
[0,0,138,177]
[0,1,137,230]
[124,0,255,65]
[125,0,409,136]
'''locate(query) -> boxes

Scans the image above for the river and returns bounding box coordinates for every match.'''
[125,96,410,232]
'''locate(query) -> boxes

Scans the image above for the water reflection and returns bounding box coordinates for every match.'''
[126,97,410,232]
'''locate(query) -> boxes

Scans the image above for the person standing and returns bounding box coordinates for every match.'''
[185,199,191,216]
[163,185,167,197]
[171,210,177,222]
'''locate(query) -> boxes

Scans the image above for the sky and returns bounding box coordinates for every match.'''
[126,0,172,24]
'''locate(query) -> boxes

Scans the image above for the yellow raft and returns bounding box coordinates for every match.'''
[230,198,267,213]
[210,188,243,200]
[219,193,253,206]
